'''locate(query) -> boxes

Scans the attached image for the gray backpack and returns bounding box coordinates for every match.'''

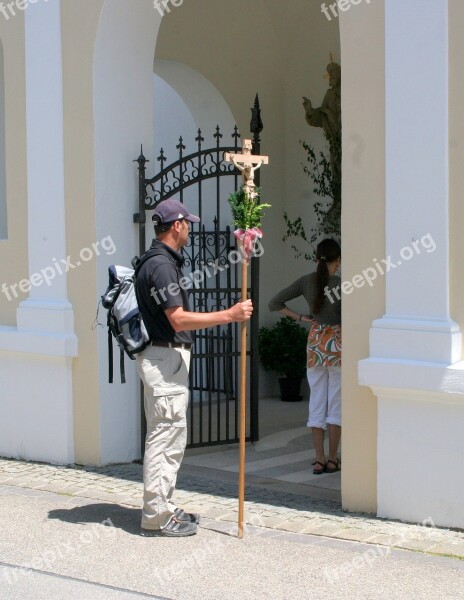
[101,251,161,383]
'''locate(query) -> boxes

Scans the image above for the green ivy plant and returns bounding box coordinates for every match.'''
[258,317,308,379]
[283,139,341,260]
[228,188,271,230]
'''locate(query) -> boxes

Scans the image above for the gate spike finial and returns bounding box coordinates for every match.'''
[232,125,241,148]
[195,129,205,145]
[157,148,166,172]
[214,125,223,142]
[250,94,263,139]
[134,144,149,165]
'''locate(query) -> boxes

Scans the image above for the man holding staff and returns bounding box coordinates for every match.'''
[136,198,253,538]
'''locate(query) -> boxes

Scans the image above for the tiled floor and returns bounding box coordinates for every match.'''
[184,396,341,493]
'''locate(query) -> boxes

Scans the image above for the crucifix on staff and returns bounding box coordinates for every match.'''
[226,139,269,200]
[225,139,270,539]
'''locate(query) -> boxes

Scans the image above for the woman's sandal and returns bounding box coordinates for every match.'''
[312,460,326,475]
[325,458,341,473]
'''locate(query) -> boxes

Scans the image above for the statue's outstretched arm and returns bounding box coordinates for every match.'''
[232,158,245,172]
[305,108,324,128]
[302,96,313,115]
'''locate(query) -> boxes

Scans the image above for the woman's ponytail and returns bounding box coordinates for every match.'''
[312,238,341,315]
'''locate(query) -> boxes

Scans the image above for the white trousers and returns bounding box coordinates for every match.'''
[136,345,191,530]
[306,366,341,429]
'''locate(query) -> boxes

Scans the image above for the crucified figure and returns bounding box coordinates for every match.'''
[225,139,269,199]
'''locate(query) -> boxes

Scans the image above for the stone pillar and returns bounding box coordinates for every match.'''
[359,0,464,528]
[17,0,76,336]
[0,0,77,464]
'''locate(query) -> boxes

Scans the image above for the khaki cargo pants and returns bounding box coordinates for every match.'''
[136,344,191,530]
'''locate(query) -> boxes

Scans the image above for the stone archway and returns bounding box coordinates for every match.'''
[93,0,162,463]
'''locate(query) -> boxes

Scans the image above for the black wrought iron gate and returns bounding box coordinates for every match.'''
[134,96,264,448]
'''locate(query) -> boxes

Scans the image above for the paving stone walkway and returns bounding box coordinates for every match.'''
[0,457,463,559]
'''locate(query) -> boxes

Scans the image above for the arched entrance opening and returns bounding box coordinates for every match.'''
[93,0,345,504]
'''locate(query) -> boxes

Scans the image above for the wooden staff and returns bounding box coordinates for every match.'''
[238,250,248,538]
[225,140,269,538]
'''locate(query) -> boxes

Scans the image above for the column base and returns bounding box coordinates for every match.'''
[17,298,76,335]
[0,300,78,464]
[360,318,464,529]
[0,298,79,356]
[370,316,462,364]
[375,388,464,529]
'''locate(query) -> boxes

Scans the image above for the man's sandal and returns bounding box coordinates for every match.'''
[312,460,326,475]
[325,458,341,473]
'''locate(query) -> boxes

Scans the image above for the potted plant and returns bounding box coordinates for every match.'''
[258,316,308,402]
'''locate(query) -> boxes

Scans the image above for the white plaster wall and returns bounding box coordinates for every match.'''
[0,41,6,241]
[153,72,197,163]
[154,59,236,145]
[377,392,464,528]
[94,0,161,464]
[152,61,237,232]
[0,351,74,463]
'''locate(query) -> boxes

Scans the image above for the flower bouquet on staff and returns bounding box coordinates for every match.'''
[228,187,271,261]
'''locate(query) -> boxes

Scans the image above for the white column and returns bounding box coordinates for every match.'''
[0,0,76,465]
[17,0,75,335]
[360,0,462,372]
[367,0,460,365]
[359,0,464,528]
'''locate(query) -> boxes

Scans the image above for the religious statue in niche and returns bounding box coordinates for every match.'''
[302,56,342,225]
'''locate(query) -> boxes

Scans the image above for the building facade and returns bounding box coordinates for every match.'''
[0,0,463,528]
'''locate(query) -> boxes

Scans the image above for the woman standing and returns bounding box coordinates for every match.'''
[268,239,341,475]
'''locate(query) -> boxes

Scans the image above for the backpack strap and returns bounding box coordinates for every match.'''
[133,249,167,277]
[120,348,126,384]
[108,323,114,384]
[132,249,170,318]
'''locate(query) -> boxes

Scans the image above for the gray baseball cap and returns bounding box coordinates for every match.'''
[152,199,200,225]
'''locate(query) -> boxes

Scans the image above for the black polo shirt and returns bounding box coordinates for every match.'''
[136,240,193,345]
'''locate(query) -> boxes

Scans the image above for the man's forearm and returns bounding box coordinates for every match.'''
[166,308,233,332]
